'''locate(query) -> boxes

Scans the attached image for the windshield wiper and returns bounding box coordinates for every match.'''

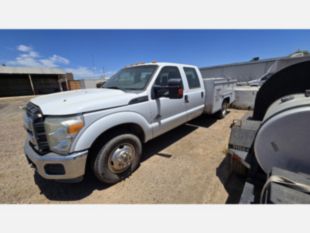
[105,86,123,90]
[122,88,141,90]
[104,86,141,91]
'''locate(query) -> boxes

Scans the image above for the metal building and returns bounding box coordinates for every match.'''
[67,79,107,90]
[0,66,73,97]
[79,79,106,89]
[200,54,310,82]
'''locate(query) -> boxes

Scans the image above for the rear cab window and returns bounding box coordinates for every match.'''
[183,67,201,89]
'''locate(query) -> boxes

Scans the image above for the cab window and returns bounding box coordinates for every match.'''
[155,66,183,86]
[183,67,201,89]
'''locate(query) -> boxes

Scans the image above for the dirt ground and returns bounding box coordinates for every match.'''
[0,96,248,204]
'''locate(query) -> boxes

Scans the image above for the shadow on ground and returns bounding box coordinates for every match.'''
[216,154,246,204]
[34,114,218,201]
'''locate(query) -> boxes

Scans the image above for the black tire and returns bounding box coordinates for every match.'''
[217,99,229,119]
[92,134,142,184]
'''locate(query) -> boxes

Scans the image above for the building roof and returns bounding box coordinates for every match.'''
[0,66,66,75]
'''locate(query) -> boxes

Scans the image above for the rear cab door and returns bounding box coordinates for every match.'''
[181,66,205,120]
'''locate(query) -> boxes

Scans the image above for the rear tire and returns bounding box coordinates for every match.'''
[92,134,142,184]
[217,99,229,119]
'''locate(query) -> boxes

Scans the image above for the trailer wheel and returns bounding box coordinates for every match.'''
[92,134,142,184]
[217,99,229,119]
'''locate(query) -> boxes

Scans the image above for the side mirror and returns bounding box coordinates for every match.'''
[153,79,183,99]
[167,79,183,99]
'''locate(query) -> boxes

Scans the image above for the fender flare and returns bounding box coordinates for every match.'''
[71,111,152,152]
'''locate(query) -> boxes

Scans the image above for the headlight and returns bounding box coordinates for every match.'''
[44,115,84,155]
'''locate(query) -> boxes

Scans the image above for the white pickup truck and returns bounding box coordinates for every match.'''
[24,62,236,183]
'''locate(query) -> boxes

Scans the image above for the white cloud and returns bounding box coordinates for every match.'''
[40,55,70,67]
[39,59,56,67]
[65,67,103,80]
[11,56,41,67]
[17,44,32,52]
[28,51,39,58]
[8,44,70,68]
[50,55,70,64]
[6,44,112,80]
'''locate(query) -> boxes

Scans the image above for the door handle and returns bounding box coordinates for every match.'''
[184,95,189,103]
[201,92,204,98]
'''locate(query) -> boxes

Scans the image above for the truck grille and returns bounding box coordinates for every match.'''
[26,102,49,154]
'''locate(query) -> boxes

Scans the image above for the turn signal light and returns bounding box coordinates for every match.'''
[67,121,84,134]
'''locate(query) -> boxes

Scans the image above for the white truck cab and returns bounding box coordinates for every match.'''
[24,62,236,183]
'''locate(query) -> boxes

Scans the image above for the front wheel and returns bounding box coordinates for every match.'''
[217,100,229,119]
[92,134,142,184]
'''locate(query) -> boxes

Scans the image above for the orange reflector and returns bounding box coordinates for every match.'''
[67,121,84,134]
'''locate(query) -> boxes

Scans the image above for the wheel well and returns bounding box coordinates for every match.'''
[90,123,145,149]
[223,97,230,103]
[86,123,145,173]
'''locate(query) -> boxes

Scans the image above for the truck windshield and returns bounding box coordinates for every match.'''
[103,65,158,91]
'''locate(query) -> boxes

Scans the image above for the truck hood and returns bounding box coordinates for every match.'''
[31,89,138,115]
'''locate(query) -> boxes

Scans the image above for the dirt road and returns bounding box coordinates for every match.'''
[0,96,247,203]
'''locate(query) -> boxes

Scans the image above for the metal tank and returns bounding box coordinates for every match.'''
[227,60,310,203]
[254,93,310,174]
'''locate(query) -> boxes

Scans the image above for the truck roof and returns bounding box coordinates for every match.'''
[126,62,197,68]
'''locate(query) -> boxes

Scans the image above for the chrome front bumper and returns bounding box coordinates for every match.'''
[24,140,88,181]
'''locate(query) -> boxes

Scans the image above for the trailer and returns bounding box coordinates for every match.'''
[228,60,310,204]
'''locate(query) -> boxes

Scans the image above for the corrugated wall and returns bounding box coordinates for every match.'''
[0,74,61,97]
[0,74,33,97]
[200,61,274,82]
[200,56,310,82]
[31,75,60,94]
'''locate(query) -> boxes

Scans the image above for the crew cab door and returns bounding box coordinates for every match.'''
[182,67,205,120]
[150,66,188,138]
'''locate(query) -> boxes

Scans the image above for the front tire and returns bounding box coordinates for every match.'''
[92,134,142,184]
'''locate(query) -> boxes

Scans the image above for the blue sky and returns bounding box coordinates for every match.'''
[1,30,310,79]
